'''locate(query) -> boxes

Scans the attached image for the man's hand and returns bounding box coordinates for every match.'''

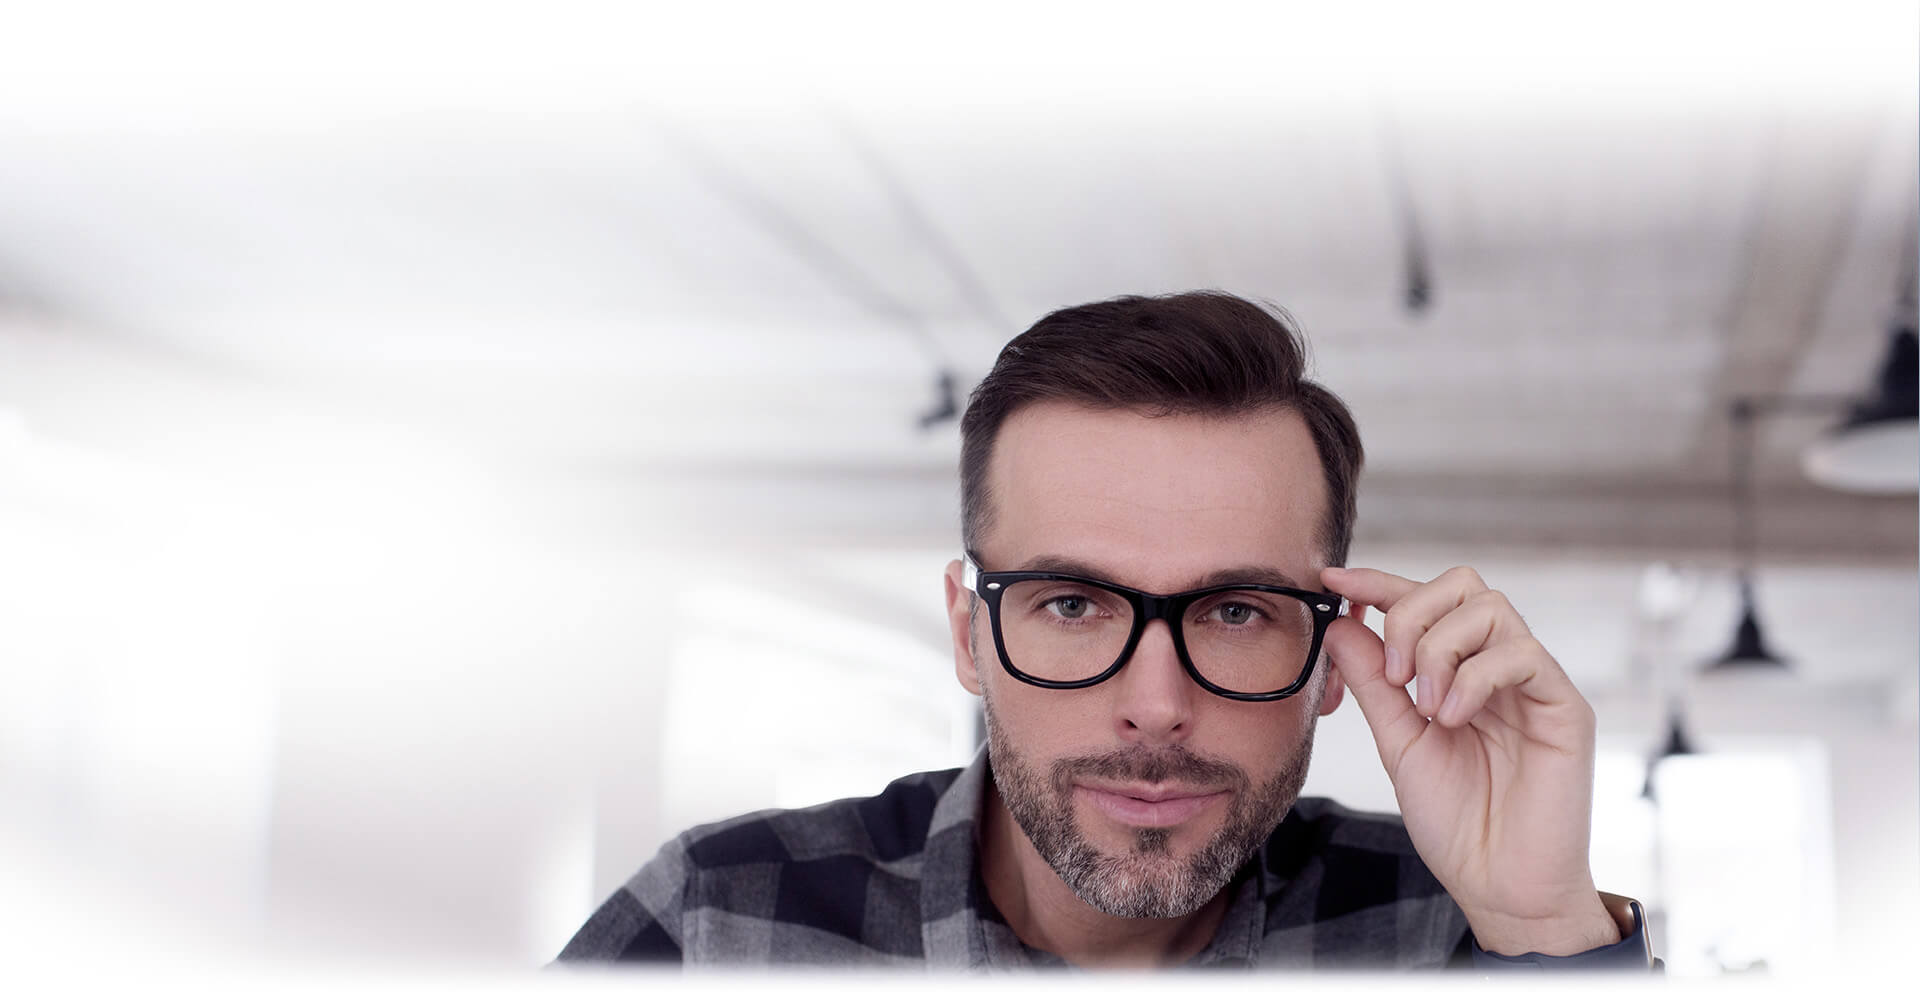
[1319,565,1621,958]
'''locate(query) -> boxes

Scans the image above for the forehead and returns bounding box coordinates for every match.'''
[982,401,1329,588]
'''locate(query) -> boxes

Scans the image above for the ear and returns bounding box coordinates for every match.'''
[944,559,984,696]
[1316,665,1346,717]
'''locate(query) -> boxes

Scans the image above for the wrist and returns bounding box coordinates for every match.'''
[1464,893,1622,958]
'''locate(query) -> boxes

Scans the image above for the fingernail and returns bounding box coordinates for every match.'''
[1386,646,1404,683]
[1416,673,1431,714]
[1439,688,1462,725]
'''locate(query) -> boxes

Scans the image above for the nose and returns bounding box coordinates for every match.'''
[1109,619,1196,744]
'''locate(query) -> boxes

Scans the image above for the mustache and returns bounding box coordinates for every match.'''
[1048,745,1250,791]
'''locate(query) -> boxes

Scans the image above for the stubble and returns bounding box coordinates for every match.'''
[982,686,1317,919]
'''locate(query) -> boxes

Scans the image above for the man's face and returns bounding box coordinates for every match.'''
[943,401,1346,918]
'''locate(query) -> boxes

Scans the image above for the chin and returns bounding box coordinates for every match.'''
[1062,845,1230,920]
[1033,801,1249,919]
[981,691,1319,920]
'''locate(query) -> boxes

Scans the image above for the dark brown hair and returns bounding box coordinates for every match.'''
[959,291,1364,567]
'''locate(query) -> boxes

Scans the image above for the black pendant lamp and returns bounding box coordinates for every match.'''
[1710,572,1787,669]
[1655,708,1699,758]
[1709,399,1792,672]
[1805,224,1920,493]
[1641,706,1700,800]
[918,369,959,429]
[1800,324,1919,494]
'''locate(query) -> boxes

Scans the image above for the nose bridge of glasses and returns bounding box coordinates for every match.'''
[1138,591,1209,642]
[1136,591,1176,625]
[1114,615,1187,702]
[1128,593,1190,664]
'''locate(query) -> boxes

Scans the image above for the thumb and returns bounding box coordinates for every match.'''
[1323,613,1426,775]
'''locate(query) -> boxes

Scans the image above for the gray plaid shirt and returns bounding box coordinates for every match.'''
[555,748,1477,969]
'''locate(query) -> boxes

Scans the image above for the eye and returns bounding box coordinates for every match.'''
[1046,594,1093,619]
[1194,594,1273,628]
[1209,602,1261,626]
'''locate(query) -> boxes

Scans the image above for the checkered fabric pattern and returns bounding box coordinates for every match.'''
[555,748,1475,969]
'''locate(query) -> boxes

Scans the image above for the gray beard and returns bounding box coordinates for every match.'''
[983,691,1316,920]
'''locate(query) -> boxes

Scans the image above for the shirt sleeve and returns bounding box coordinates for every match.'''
[550,837,692,964]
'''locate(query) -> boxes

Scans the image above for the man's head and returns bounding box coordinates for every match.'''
[958,291,1363,568]
[942,291,1364,919]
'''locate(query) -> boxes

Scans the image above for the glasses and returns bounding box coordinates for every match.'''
[963,554,1347,702]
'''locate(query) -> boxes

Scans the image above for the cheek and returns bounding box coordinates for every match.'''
[983,679,1107,752]
[1206,701,1312,767]
[983,673,1317,767]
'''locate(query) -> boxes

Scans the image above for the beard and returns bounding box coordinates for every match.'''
[982,687,1317,920]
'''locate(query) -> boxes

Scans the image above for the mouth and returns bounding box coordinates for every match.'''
[1074,781,1230,829]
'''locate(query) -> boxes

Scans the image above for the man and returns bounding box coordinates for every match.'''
[556,292,1654,969]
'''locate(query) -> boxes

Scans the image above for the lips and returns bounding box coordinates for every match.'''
[1075,782,1229,828]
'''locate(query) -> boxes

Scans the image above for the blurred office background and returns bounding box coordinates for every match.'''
[0,0,1915,983]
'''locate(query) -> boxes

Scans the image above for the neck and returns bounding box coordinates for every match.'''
[978,778,1231,968]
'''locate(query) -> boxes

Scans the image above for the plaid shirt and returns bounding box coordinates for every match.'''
[555,748,1478,969]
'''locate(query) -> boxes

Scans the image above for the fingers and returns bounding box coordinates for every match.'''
[1323,566,1490,689]
[1409,589,1508,718]
[1378,567,1490,690]
[1323,566,1562,722]
[1320,566,1419,686]
[1439,638,1592,741]
[1319,566,1422,615]
[1321,611,1426,775]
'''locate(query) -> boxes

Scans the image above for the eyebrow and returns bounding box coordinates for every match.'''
[1017,554,1309,593]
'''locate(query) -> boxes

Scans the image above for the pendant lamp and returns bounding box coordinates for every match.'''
[1800,324,1918,495]
[1641,706,1700,801]
[1707,572,1787,670]
[1709,399,1792,672]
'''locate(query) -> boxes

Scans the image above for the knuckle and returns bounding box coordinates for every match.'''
[1471,588,1529,627]
[1571,696,1597,733]
[1513,634,1559,672]
[1412,629,1456,672]
[1466,588,1506,610]
[1443,565,1487,589]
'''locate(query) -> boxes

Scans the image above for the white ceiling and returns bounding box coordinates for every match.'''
[0,1,1914,560]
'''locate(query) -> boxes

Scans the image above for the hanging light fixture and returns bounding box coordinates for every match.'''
[1804,224,1920,493]
[1709,240,1917,667]
[1654,708,1699,758]
[1708,398,1793,672]
[1800,322,1918,494]
[1709,573,1787,669]
[917,369,959,430]
[1641,705,1700,801]
[1378,112,1433,316]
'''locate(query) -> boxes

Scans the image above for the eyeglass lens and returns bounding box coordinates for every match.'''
[994,580,1316,693]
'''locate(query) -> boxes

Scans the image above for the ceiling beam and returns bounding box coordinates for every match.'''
[534,466,1915,567]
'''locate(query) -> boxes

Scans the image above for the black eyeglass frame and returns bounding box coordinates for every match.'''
[963,554,1348,702]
